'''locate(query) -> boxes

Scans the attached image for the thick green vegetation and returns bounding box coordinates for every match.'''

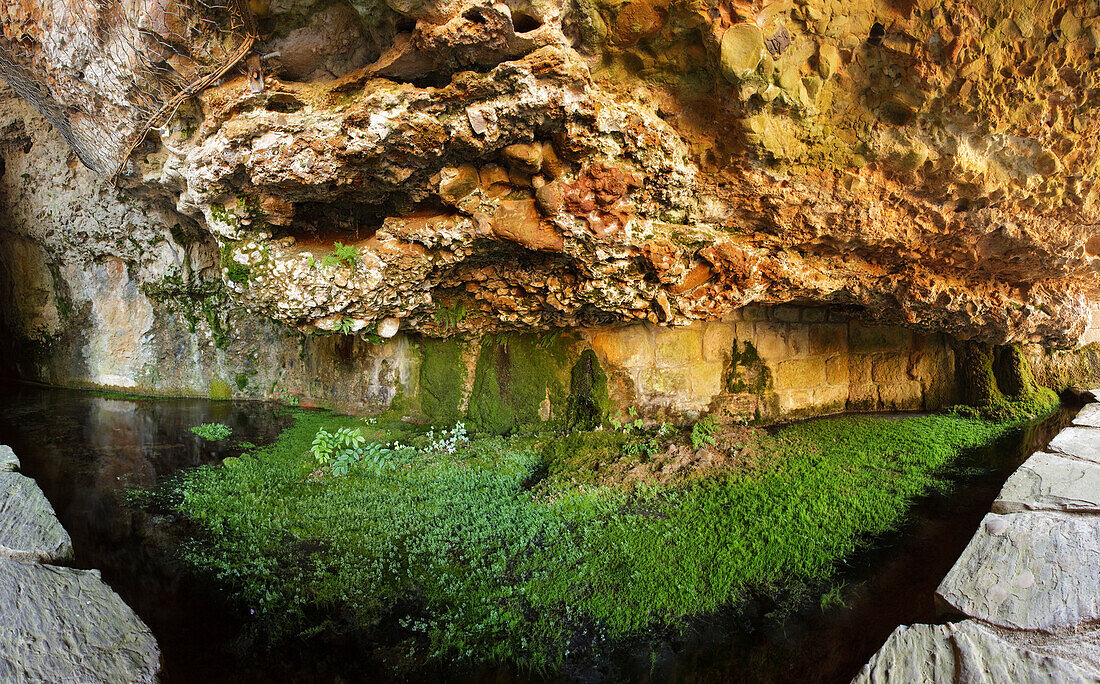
[191,422,232,441]
[165,403,1049,672]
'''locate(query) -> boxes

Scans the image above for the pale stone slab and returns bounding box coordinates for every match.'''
[0,446,17,472]
[937,512,1100,631]
[0,558,160,683]
[1074,403,1100,428]
[0,473,72,563]
[1048,427,1100,464]
[853,620,1100,684]
[993,452,1100,514]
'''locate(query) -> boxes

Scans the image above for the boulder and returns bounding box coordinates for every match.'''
[993,452,1100,514]
[937,512,1100,631]
[0,558,160,683]
[0,473,72,563]
[1073,403,1100,428]
[720,23,765,82]
[854,620,1100,684]
[0,446,17,472]
[1049,427,1100,464]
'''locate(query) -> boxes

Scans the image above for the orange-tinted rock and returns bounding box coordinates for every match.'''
[490,199,564,252]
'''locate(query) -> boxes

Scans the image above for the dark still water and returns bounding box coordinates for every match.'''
[0,382,1078,683]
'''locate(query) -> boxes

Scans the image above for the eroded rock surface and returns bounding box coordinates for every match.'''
[5,0,1100,346]
[0,558,160,684]
[993,452,1100,514]
[853,620,1100,684]
[1049,427,1100,464]
[1073,403,1100,428]
[0,472,72,563]
[937,511,1100,631]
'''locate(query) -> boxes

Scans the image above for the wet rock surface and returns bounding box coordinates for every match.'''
[857,406,1100,682]
[0,472,72,563]
[0,445,160,682]
[1049,427,1100,464]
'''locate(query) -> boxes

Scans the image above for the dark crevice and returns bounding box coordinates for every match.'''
[868,22,885,46]
[511,11,542,33]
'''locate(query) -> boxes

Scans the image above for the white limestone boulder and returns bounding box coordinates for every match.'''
[937,512,1100,631]
[0,473,72,563]
[853,620,1100,684]
[993,452,1100,514]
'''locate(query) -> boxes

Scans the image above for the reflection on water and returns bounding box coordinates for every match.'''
[0,382,293,683]
[0,382,1078,683]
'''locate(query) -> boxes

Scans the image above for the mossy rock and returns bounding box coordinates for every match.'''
[467,334,567,435]
[419,338,466,425]
[209,377,233,401]
[566,349,609,430]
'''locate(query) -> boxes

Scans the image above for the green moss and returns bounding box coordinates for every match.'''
[725,340,772,395]
[419,338,466,425]
[958,342,1000,407]
[467,334,567,435]
[955,342,1058,421]
[540,430,629,484]
[566,350,609,430]
[210,377,233,400]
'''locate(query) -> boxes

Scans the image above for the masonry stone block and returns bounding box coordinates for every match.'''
[848,383,879,411]
[871,353,910,383]
[878,381,923,410]
[810,323,848,356]
[702,322,736,363]
[849,322,911,353]
[655,326,703,368]
[775,357,827,389]
[826,355,850,384]
[590,326,653,368]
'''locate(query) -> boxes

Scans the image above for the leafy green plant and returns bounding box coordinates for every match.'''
[334,242,360,267]
[310,426,391,476]
[335,318,355,335]
[691,415,718,450]
[434,301,467,331]
[225,260,251,284]
[623,436,659,460]
[191,423,232,441]
[276,388,300,406]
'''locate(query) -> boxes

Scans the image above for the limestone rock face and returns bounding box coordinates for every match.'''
[1049,427,1100,464]
[0,558,160,684]
[1073,403,1100,428]
[853,620,1100,684]
[936,512,1100,632]
[4,0,1098,346]
[993,452,1100,514]
[0,473,72,563]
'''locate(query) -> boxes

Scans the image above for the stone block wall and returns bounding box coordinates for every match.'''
[583,305,956,421]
